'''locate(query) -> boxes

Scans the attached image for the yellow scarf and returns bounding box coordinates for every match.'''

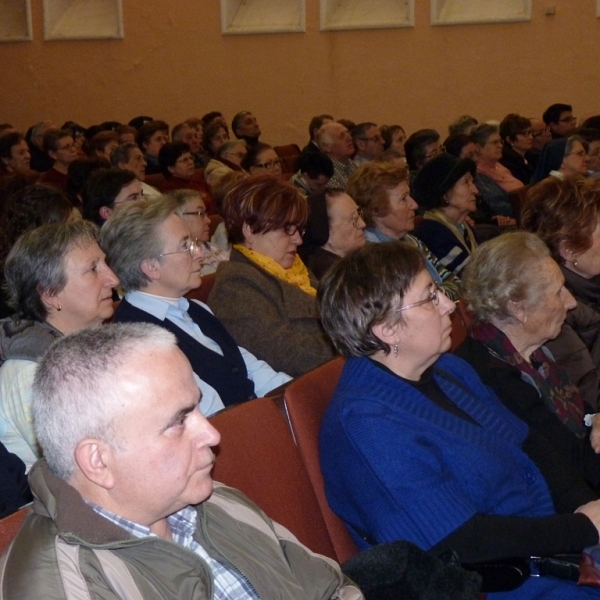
[234,244,317,297]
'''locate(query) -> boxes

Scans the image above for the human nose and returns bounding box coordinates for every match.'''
[408,195,418,210]
[103,264,120,288]
[192,410,222,447]
[291,230,303,245]
[470,182,479,194]
[193,242,205,260]
[563,287,577,311]
[438,290,456,316]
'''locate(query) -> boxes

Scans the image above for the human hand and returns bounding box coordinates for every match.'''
[493,216,516,227]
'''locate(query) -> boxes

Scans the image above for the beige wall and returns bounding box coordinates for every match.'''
[1,0,599,146]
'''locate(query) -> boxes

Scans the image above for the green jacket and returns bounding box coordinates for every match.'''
[0,461,362,600]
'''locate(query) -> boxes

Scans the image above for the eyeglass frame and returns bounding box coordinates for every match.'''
[158,238,198,259]
[183,210,207,218]
[397,284,442,312]
[254,158,282,170]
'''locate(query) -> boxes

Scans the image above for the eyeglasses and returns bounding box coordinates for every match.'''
[158,238,198,258]
[397,285,442,312]
[358,135,383,143]
[255,158,282,170]
[183,210,207,218]
[350,208,364,228]
[283,223,305,236]
[56,143,77,151]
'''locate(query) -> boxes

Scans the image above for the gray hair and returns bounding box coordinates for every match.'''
[565,134,585,157]
[462,231,551,324]
[33,323,177,480]
[100,196,178,292]
[470,123,499,147]
[110,142,138,168]
[216,140,246,159]
[5,221,100,321]
[167,188,205,214]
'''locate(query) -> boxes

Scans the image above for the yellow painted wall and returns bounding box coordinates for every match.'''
[1,1,599,146]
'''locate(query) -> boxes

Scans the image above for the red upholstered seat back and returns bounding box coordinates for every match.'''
[0,507,30,556]
[209,397,337,559]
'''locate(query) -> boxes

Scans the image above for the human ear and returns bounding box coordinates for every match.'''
[141,257,161,281]
[74,439,115,490]
[507,299,528,324]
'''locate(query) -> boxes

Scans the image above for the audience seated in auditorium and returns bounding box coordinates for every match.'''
[413,153,479,276]
[351,122,384,165]
[299,187,365,280]
[101,195,290,416]
[231,110,261,148]
[40,129,78,192]
[0,132,32,179]
[318,241,600,599]
[472,123,523,193]
[303,114,334,154]
[0,323,361,599]
[110,142,160,199]
[530,135,588,185]
[499,113,536,185]
[0,221,118,469]
[316,121,357,190]
[543,103,577,139]
[26,120,55,172]
[290,150,333,197]
[136,120,169,175]
[347,161,461,300]
[168,189,229,275]
[457,232,600,494]
[208,174,336,377]
[241,142,283,179]
[82,167,142,226]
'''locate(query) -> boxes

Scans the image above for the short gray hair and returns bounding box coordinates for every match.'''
[167,188,204,214]
[110,142,138,168]
[470,123,498,147]
[565,134,585,157]
[33,323,177,480]
[216,140,246,159]
[462,231,550,324]
[5,221,100,321]
[100,196,178,292]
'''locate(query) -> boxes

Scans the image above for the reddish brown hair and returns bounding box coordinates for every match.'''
[223,173,308,244]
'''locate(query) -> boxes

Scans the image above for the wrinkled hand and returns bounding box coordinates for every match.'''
[577,499,600,537]
[493,216,517,227]
[590,414,600,453]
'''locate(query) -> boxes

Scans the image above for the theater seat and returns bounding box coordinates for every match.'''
[279,358,359,564]
[274,144,301,175]
[209,397,338,560]
[0,506,30,556]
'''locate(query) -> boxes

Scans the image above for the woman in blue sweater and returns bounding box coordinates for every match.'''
[318,241,600,598]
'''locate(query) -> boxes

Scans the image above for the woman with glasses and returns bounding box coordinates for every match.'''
[208,174,335,376]
[40,129,79,192]
[168,189,229,275]
[472,123,523,193]
[242,142,283,178]
[413,153,479,276]
[299,188,366,280]
[319,241,600,599]
[156,142,215,214]
[499,114,536,184]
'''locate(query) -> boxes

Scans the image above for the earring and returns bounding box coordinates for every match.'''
[393,343,398,358]
[57,303,62,312]
[573,259,578,267]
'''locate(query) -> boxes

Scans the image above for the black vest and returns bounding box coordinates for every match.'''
[115,299,256,407]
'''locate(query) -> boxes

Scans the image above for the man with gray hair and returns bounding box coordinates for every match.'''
[100,197,290,416]
[0,323,362,599]
[317,121,357,190]
[351,122,384,165]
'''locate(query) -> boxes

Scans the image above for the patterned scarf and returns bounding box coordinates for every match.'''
[234,244,317,297]
[470,321,586,438]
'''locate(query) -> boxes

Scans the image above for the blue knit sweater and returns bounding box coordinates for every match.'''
[320,354,598,599]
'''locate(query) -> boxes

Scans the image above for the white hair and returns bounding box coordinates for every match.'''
[33,323,177,480]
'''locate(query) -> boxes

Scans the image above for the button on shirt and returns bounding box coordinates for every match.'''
[125,291,291,417]
[89,503,259,600]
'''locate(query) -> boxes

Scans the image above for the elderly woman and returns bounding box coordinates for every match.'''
[0,221,119,469]
[413,153,478,275]
[208,174,335,376]
[168,189,229,274]
[530,135,589,185]
[499,114,535,185]
[346,161,461,300]
[521,175,600,415]
[299,188,366,280]
[157,142,214,214]
[472,123,523,193]
[456,232,600,492]
[203,140,247,187]
[318,241,600,600]
[242,142,283,178]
